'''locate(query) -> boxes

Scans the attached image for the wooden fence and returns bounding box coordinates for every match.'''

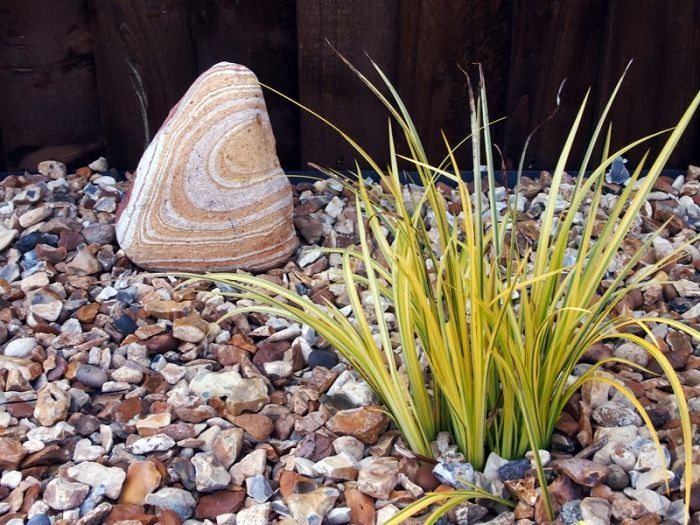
[0,0,698,172]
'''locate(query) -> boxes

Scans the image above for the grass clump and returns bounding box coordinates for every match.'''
[181,59,700,522]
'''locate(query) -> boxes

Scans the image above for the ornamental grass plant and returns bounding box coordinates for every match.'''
[181,59,700,522]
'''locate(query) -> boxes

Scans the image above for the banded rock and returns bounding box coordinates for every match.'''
[116,62,297,271]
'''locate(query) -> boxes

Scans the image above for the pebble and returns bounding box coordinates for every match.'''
[113,313,138,335]
[43,477,90,510]
[191,451,232,492]
[325,406,390,444]
[246,474,273,502]
[127,433,176,454]
[287,487,339,524]
[307,348,339,369]
[66,245,101,275]
[229,448,267,486]
[498,458,531,481]
[19,206,52,228]
[145,487,197,520]
[592,401,643,427]
[66,461,126,499]
[3,337,37,358]
[560,500,583,525]
[34,383,70,426]
[357,456,399,499]
[580,497,612,525]
[75,364,108,388]
[235,502,271,525]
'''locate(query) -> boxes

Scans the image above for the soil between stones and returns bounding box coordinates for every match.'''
[0,162,698,525]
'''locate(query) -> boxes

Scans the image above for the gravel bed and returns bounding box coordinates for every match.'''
[0,160,698,525]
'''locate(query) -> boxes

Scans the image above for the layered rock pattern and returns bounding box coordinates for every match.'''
[116,62,296,271]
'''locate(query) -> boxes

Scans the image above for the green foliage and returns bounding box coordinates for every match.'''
[181,59,699,522]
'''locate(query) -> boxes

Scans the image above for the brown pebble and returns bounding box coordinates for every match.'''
[414,462,440,491]
[233,414,274,441]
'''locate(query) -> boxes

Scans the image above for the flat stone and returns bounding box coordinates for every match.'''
[232,414,274,441]
[0,228,18,251]
[612,495,648,520]
[72,439,105,462]
[498,458,531,481]
[38,160,67,178]
[66,461,126,499]
[43,478,89,510]
[287,486,339,524]
[314,453,359,481]
[115,62,297,272]
[3,337,37,358]
[357,457,399,500]
[556,458,609,487]
[344,485,376,525]
[194,490,245,519]
[235,502,270,525]
[325,406,390,444]
[127,433,176,454]
[592,401,643,427]
[75,364,108,388]
[82,223,115,244]
[580,497,612,525]
[189,369,269,415]
[172,315,209,343]
[145,487,196,520]
[19,206,51,228]
[0,438,26,470]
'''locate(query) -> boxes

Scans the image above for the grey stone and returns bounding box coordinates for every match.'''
[246,474,273,503]
[145,487,196,520]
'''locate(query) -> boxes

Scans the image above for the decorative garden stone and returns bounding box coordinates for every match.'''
[116,62,297,271]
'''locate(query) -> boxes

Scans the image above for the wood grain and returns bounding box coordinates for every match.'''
[0,1,697,171]
[398,0,513,167]
[193,0,300,168]
[296,0,399,170]
[88,0,198,170]
[504,0,609,170]
[596,0,700,168]
[0,0,102,170]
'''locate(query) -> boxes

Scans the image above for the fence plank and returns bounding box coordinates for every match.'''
[296,0,400,170]
[398,0,513,166]
[193,0,299,168]
[596,0,700,168]
[0,0,101,170]
[504,0,608,169]
[0,130,5,171]
[88,0,198,170]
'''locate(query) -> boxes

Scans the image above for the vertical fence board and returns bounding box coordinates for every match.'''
[0,0,101,170]
[193,0,299,168]
[596,0,700,168]
[398,0,513,166]
[0,2,697,172]
[0,130,5,171]
[88,0,198,170]
[504,0,608,169]
[296,0,399,170]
